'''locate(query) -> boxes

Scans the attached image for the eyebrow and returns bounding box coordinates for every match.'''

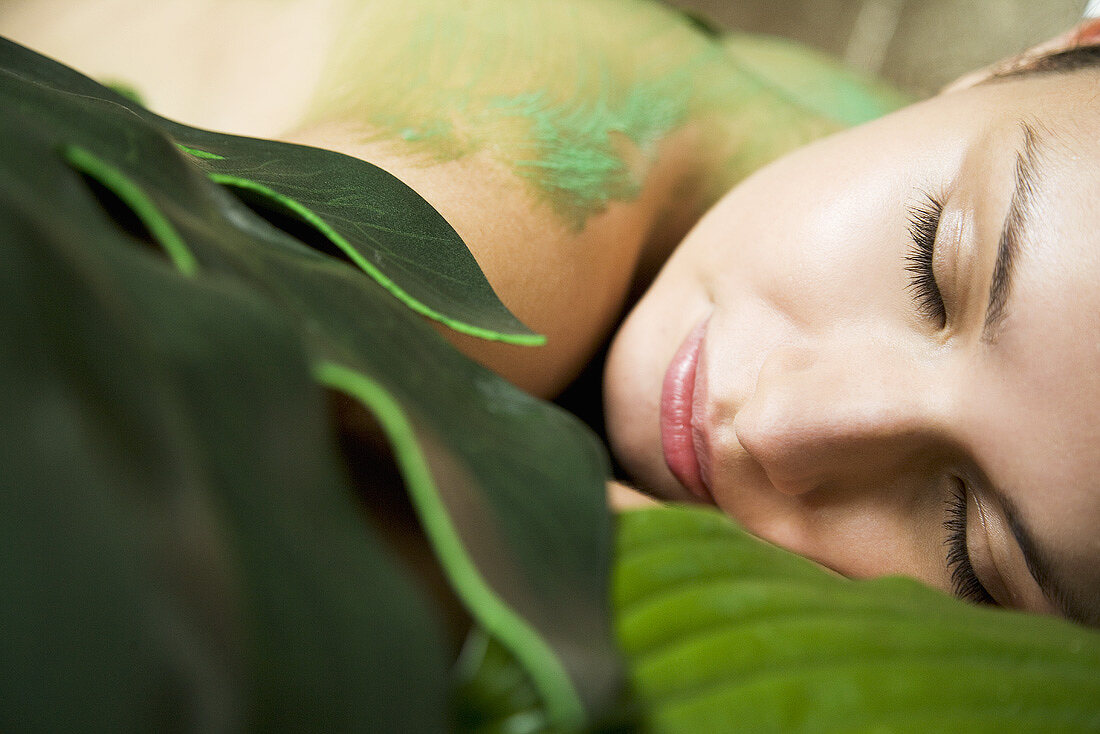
[981,121,1045,343]
[977,123,1099,623]
[992,485,1095,624]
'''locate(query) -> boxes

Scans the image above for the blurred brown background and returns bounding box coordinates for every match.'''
[665,0,1088,96]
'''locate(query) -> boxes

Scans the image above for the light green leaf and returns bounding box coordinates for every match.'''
[615,505,1100,733]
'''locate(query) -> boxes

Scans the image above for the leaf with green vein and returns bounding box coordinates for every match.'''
[179,138,544,345]
[0,34,540,344]
[0,34,623,729]
[614,505,1100,733]
[0,177,451,731]
[305,327,618,726]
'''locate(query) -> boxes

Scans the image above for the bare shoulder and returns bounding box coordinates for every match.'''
[283,121,704,397]
[284,1,721,396]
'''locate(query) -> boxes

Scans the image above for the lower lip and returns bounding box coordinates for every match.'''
[660,318,713,502]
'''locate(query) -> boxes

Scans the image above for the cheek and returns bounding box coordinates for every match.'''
[685,151,912,330]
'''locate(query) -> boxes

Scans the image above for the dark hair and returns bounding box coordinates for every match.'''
[992,43,1100,80]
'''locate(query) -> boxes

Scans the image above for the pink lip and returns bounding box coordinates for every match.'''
[660,318,714,503]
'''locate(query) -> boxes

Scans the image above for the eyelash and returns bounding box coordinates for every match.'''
[944,484,996,605]
[905,193,948,328]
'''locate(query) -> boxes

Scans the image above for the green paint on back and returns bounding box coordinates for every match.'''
[296,0,906,226]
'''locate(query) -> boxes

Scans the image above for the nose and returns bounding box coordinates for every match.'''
[732,335,947,496]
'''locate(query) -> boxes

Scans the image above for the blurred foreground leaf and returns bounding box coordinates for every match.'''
[0,179,451,731]
[615,505,1100,733]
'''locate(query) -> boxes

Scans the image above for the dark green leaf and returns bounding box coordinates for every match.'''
[451,629,553,734]
[0,179,451,731]
[0,35,623,729]
[310,336,619,727]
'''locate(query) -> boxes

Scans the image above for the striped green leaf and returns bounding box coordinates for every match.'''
[615,505,1100,733]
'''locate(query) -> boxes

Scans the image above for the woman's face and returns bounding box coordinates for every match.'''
[604,69,1100,623]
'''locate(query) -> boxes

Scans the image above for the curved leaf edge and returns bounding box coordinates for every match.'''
[208,173,545,347]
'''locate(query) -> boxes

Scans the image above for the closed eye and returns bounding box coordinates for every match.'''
[905,191,947,328]
[944,482,996,605]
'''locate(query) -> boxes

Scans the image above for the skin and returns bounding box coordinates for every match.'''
[0,0,346,139]
[604,68,1100,623]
